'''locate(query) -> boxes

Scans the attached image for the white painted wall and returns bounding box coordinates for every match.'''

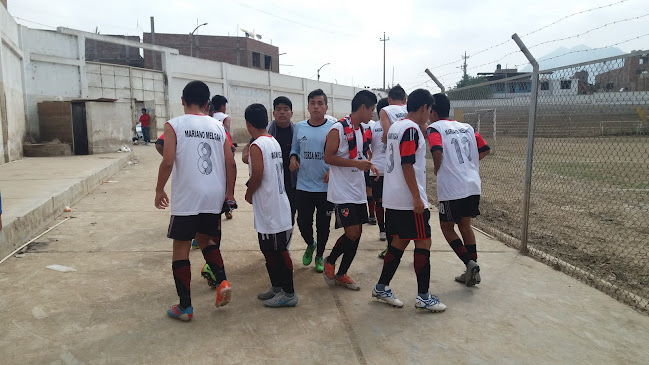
[85,101,133,153]
[0,5,27,163]
[164,54,367,142]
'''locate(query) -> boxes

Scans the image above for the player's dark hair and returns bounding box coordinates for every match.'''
[245,103,269,129]
[351,90,378,112]
[182,81,210,107]
[273,96,293,110]
[406,89,434,113]
[388,84,406,101]
[211,95,228,111]
[307,89,328,105]
[431,93,450,118]
[377,97,389,114]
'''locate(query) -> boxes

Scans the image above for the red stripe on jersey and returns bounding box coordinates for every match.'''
[427,131,442,148]
[364,128,373,143]
[400,140,416,157]
[475,132,487,149]
[225,131,234,148]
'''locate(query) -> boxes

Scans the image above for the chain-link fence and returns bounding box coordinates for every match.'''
[428,49,649,314]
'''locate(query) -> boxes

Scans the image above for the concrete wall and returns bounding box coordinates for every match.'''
[164,54,366,142]
[20,27,82,140]
[86,101,132,153]
[0,4,26,163]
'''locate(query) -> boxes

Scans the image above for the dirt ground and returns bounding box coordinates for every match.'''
[426,135,649,312]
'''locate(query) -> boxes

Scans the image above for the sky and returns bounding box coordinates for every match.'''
[9,0,649,92]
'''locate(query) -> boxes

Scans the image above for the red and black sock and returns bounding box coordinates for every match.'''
[449,238,471,265]
[413,248,431,295]
[337,238,359,276]
[279,250,295,294]
[367,196,376,218]
[466,244,477,262]
[375,201,385,232]
[378,245,404,285]
[202,244,227,283]
[172,260,191,309]
[386,233,394,250]
[327,234,353,264]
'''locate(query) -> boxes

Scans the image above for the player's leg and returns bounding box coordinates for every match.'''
[263,229,298,307]
[413,237,446,312]
[166,215,195,321]
[365,172,376,224]
[296,190,317,266]
[196,214,231,306]
[373,219,408,308]
[456,195,481,286]
[258,232,283,301]
[324,204,363,289]
[372,176,386,241]
[313,194,333,272]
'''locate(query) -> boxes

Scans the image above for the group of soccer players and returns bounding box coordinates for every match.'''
[155,81,489,321]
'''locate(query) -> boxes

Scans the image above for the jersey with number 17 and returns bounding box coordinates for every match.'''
[427,119,490,202]
[249,135,292,234]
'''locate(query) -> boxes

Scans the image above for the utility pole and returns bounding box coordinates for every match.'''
[150,17,156,69]
[460,51,469,79]
[380,32,390,90]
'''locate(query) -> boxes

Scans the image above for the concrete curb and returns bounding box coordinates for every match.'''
[0,152,133,259]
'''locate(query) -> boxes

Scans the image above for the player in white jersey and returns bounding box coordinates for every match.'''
[427,93,491,287]
[323,90,379,290]
[371,89,446,312]
[380,84,408,143]
[243,104,297,307]
[211,95,232,133]
[155,81,237,321]
[365,98,390,246]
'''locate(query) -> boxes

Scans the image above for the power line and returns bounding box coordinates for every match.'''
[13,16,57,29]
[527,12,649,50]
[230,0,356,38]
[426,0,631,71]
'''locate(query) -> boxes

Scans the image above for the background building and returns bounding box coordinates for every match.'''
[85,35,144,68]
[142,33,279,72]
[595,54,649,91]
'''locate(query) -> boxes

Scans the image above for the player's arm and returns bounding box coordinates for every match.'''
[223,136,237,202]
[364,128,373,161]
[427,127,443,176]
[475,132,491,160]
[155,123,175,209]
[223,116,232,132]
[324,128,372,171]
[380,109,390,143]
[245,145,263,204]
[289,124,300,171]
[400,128,424,214]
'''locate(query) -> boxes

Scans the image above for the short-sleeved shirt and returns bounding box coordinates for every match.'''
[427,119,490,201]
[326,121,367,205]
[139,114,150,127]
[290,119,334,193]
[383,119,428,210]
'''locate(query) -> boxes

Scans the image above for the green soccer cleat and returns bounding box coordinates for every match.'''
[201,263,218,288]
[315,256,324,273]
[302,241,316,266]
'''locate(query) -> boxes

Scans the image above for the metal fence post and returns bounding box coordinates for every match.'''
[512,33,539,254]
[424,68,446,93]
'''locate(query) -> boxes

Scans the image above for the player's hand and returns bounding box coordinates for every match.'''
[357,160,373,172]
[322,170,330,183]
[245,190,253,204]
[370,164,380,178]
[289,156,300,171]
[225,194,236,205]
[413,198,425,215]
[155,190,169,209]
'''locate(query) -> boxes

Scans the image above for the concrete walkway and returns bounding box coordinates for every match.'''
[0,145,648,365]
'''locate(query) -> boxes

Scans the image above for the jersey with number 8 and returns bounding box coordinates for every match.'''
[249,135,293,234]
[427,119,483,202]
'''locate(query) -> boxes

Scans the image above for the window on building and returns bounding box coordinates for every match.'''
[519,82,531,92]
[606,82,614,90]
[495,83,505,92]
[640,57,647,65]
[509,83,516,93]
[540,81,550,90]
[252,52,261,67]
[560,80,572,89]
[264,55,272,70]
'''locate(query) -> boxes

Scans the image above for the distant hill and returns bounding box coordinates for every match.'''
[521,45,626,72]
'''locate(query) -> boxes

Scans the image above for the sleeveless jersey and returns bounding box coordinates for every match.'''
[212,112,229,123]
[365,120,387,176]
[249,135,293,234]
[383,119,428,210]
[427,119,482,201]
[382,104,408,125]
[167,114,227,216]
[327,122,367,204]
